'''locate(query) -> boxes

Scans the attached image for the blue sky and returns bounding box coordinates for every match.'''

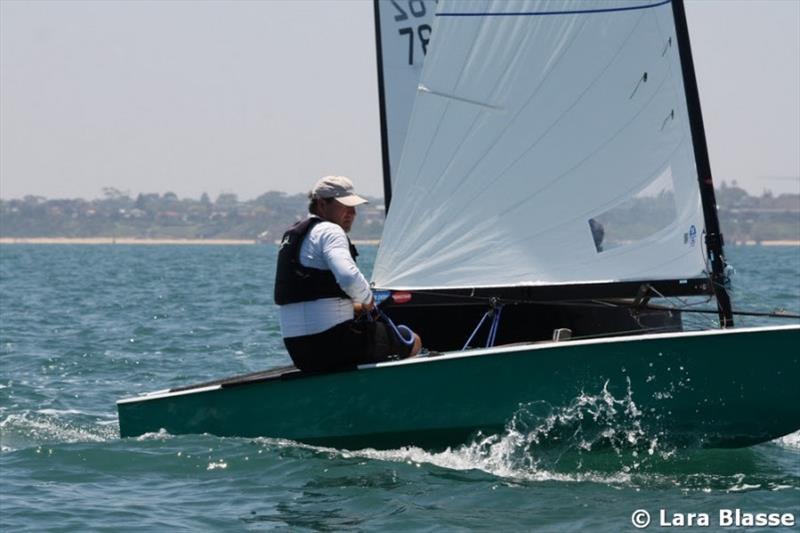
[1,0,798,200]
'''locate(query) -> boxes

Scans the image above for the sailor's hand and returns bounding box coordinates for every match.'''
[354,299,375,316]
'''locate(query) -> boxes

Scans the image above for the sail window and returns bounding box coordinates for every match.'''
[590,167,678,252]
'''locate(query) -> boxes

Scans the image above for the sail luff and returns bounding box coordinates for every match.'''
[670,0,734,327]
[373,0,393,212]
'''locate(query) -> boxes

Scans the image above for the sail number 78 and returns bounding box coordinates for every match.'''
[391,0,434,65]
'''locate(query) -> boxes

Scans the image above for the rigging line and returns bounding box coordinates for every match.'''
[455,12,643,215]
[648,277,718,316]
[594,295,714,310]
[647,283,692,308]
[383,290,706,312]
[643,306,800,320]
[374,308,416,347]
[462,311,491,350]
[646,285,714,310]
[487,305,504,347]
[400,288,645,306]
[437,0,672,18]
[647,285,719,328]
[584,298,800,319]
[388,294,758,326]
[648,278,795,323]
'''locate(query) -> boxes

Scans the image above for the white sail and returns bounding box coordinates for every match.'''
[375,0,437,185]
[373,0,709,290]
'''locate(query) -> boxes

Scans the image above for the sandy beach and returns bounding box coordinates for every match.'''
[734,240,800,246]
[0,237,384,245]
[0,237,257,245]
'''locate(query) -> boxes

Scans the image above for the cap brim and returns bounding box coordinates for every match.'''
[334,195,368,207]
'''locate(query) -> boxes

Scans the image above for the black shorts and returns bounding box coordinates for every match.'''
[284,319,413,373]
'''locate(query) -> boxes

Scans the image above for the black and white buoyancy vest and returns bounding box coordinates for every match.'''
[273,217,359,305]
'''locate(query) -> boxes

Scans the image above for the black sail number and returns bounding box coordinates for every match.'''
[409,0,426,17]
[418,24,431,55]
[390,0,427,20]
[391,0,435,65]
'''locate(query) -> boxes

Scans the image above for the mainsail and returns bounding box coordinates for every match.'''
[372,0,730,318]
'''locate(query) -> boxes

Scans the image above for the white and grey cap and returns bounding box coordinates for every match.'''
[310,176,368,207]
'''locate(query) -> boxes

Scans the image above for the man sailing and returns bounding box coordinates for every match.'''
[274,176,421,372]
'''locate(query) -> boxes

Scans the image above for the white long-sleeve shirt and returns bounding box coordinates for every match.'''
[278,217,372,338]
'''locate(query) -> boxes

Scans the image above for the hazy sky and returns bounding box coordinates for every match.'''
[1,0,798,200]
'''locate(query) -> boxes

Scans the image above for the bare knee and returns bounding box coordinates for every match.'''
[409,334,422,357]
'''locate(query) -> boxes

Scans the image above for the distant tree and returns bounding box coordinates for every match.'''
[716,183,750,207]
[102,187,129,200]
[135,193,147,210]
[216,193,238,206]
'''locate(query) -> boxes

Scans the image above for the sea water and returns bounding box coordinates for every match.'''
[1,244,798,531]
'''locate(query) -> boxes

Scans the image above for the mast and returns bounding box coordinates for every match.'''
[670,0,734,328]
[373,0,393,213]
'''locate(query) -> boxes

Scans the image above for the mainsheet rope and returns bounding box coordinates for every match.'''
[370,307,416,347]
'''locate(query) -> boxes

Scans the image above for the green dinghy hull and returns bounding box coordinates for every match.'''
[117,325,800,449]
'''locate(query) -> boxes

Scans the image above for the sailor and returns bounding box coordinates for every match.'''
[274,175,421,372]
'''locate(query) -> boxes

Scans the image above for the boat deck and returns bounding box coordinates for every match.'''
[167,351,450,395]
[169,365,305,393]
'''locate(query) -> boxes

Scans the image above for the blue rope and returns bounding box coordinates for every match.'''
[487,306,503,347]
[375,307,416,347]
[462,311,490,350]
[462,304,504,350]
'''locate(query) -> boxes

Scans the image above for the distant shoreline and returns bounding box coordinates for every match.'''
[0,237,382,245]
[731,240,800,246]
[0,237,795,247]
[0,237,795,246]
